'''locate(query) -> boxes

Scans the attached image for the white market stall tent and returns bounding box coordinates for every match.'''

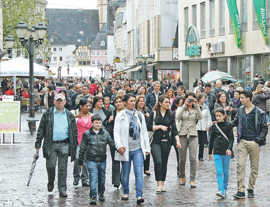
[0,57,49,77]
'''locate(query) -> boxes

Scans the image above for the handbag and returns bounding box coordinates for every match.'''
[214,123,234,159]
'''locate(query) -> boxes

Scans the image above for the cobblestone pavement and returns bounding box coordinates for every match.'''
[0,113,270,207]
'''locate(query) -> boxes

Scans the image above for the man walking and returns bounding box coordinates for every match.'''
[35,93,78,198]
[232,90,268,199]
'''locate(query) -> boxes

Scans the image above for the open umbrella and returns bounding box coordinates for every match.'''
[201,71,236,83]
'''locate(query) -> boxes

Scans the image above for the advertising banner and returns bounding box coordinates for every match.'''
[226,0,241,48]
[253,0,268,44]
[0,102,20,133]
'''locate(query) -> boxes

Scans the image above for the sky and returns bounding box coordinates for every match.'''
[47,0,97,9]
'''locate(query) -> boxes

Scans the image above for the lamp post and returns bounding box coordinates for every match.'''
[98,64,104,79]
[0,35,15,60]
[15,21,47,119]
[136,55,155,81]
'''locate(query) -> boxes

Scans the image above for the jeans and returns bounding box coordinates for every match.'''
[121,149,144,198]
[214,154,231,194]
[46,143,69,193]
[110,146,121,186]
[179,136,197,180]
[151,142,171,181]
[87,160,106,198]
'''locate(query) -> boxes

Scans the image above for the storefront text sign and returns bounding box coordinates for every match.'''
[207,41,225,55]
[185,25,201,57]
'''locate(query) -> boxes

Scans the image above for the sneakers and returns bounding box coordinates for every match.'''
[73,179,79,186]
[179,178,186,185]
[99,193,105,202]
[247,189,254,198]
[89,197,97,205]
[137,197,144,205]
[216,191,225,199]
[190,180,197,188]
[47,183,54,192]
[233,191,245,199]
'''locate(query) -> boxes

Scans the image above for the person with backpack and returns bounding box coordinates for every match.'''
[209,108,234,199]
[148,95,181,193]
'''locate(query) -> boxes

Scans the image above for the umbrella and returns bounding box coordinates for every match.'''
[201,71,236,83]
[26,151,39,186]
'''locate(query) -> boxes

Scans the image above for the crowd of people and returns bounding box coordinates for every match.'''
[9,74,267,205]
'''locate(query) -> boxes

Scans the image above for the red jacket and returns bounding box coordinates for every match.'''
[89,84,98,96]
[4,89,14,95]
[22,91,30,98]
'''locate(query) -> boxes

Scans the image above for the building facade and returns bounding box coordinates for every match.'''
[90,32,107,66]
[179,0,270,89]
[0,1,3,50]
[74,45,91,66]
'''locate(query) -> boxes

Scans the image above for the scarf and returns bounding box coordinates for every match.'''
[126,109,140,140]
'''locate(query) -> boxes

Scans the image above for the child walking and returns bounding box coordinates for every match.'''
[209,108,234,199]
[79,114,115,205]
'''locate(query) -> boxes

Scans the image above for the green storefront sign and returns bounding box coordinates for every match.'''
[226,0,241,48]
[253,0,268,44]
[185,25,201,57]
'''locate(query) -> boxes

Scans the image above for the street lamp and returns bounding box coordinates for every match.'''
[15,21,47,121]
[98,64,104,79]
[0,35,15,60]
[136,55,155,81]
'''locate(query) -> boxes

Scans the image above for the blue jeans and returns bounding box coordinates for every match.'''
[214,154,231,194]
[87,160,106,198]
[121,149,144,198]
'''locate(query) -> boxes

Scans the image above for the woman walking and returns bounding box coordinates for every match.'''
[135,95,151,176]
[73,99,92,187]
[149,95,181,193]
[176,92,202,188]
[196,94,212,161]
[114,94,150,205]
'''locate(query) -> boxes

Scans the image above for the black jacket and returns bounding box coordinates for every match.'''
[78,128,115,164]
[209,122,234,155]
[146,91,162,111]
[148,110,178,144]
[232,105,268,146]
[35,107,78,161]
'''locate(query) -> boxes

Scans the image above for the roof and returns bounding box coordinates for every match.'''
[46,9,99,45]
[91,32,107,50]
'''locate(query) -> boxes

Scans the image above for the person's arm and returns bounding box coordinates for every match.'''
[227,123,234,150]
[208,126,215,155]
[175,106,186,122]
[194,104,202,120]
[256,111,268,145]
[113,113,124,150]
[140,112,151,153]
[78,133,88,166]
[231,110,239,128]
[35,112,46,149]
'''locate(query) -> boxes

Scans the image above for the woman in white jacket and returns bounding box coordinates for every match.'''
[114,94,150,205]
[196,94,212,161]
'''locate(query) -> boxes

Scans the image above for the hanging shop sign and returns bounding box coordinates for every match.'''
[185,25,201,57]
[253,0,268,44]
[226,0,241,48]
[206,41,225,55]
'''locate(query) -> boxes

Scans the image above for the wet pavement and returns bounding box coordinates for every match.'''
[0,112,270,206]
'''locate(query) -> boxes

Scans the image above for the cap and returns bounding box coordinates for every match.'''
[54,94,66,101]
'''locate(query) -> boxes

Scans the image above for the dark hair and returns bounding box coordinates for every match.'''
[214,107,226,115]
[171,96,185,111]
[240,90,253,100]
[205,83,212,88]
[113,96,123,105]
[216,92,229,106]
[92,96,104,108]
[135,95,147,112]
[91,114,102,122]
[122,93,136,102]
[196,93,207,101]
[185,92,197,100]
[153,95,171,117]
[79,99,88,111]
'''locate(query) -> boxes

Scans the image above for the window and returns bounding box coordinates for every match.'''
[184,7,189,39]
[53,48,57,52]
[59,48,62,52]
[100,41,105,47]
[219,0,225,35]
[53,57,57,61]
[192,5,197,28]
[92,60,95,65]
[209,0,215,37]
[97,51,100,56]
[200,2,206,38]
[241,0,248,32]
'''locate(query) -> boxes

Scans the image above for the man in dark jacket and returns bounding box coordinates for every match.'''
[79,114,115,205]
[35,93,78,198]
[146,81,162,111]
[232,90,268,200]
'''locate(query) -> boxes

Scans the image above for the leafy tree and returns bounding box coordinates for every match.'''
[2,0,51,63]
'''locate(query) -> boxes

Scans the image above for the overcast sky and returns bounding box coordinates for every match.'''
[47,0,97,9]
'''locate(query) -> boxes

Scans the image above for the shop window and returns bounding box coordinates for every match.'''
[241,0,248,32]
[53,48,57,52]
[200,2,206,39]
[209,0,215,37]
[192,5,197,28]
[219,0,225,35]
